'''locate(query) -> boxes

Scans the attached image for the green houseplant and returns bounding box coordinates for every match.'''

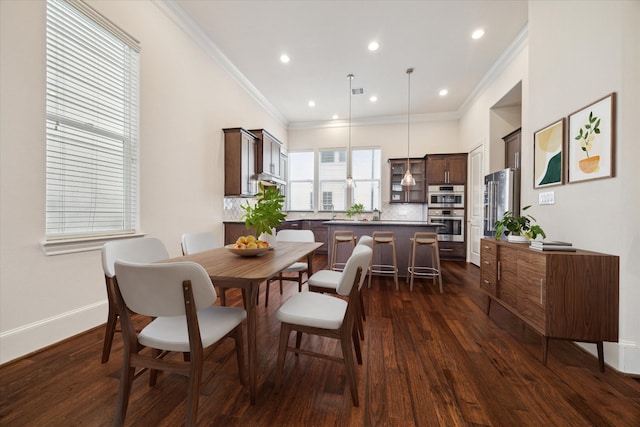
[494,205,546,241]
[345,202,365,219]
[240,182,286,238]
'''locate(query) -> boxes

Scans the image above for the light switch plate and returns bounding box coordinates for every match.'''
[539,191,555,205]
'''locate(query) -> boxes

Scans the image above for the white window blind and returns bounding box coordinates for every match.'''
[45,0,140,240]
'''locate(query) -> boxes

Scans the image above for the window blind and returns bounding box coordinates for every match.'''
[45,0,140,240]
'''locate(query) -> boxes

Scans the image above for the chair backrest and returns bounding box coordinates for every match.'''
[276,229,315,243]
[336,245,372,296]
[181,231,218,255]
[357,235,373,248]
[102,237,169,278]
[114,260,217,317]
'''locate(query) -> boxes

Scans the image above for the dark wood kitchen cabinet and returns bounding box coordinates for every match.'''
[503,128,522,170]
[480,238,619,372]
[250,129,283,180]
[389,158,426,203]
[223,128,256,197]
[426,153,467,185]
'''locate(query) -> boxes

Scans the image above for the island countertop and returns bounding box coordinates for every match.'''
[323,220,444,227]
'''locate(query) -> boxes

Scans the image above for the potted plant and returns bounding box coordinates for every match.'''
[240,182,286,240]
[494,205,546,242]
[345,202,365,220]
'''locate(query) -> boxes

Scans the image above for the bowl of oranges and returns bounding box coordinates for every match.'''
[225,235,271,256]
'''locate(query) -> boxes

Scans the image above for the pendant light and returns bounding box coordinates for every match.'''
[401,68,416,187]
[345,73,356,188]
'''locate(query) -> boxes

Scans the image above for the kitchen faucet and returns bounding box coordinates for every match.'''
[331,204,335,219]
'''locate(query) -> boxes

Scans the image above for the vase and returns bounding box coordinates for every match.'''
[507,234,530,243]
[579,155,600,174]
[258,229,277,246]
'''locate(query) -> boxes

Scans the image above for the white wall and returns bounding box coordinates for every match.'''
[0,0,285,364]
[459,1,640,374]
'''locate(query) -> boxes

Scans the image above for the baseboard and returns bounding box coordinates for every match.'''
[576,340,640,375]
[0,300,107,365]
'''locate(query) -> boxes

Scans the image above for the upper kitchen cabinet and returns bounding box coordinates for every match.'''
[503,128,522,170]
[389,158,426,203]
[250,129,284,181]
[223,128,256,197]
[426,153,468,185]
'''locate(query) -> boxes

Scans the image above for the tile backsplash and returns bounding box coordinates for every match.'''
[223,198,427,222]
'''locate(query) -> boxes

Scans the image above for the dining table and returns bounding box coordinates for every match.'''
[165,240,323,404]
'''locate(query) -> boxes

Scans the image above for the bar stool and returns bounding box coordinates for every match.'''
[330,231,356,271]
[368,231,399,290]
[407,232,443,293]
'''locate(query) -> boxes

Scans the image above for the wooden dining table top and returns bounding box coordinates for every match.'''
[165,241,323,284]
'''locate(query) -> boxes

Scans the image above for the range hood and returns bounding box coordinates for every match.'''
[254,173,286,187]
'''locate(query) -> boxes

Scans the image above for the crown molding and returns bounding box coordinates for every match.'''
[154,0,288,127]
[457,24,529,116]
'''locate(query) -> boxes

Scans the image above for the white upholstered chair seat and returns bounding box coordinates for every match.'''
[307,269,341,290]
[276,291,347,330]
[281,261,308,273]
[139,305,247,352]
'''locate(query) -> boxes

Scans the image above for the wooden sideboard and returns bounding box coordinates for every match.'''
[480,238,619,371]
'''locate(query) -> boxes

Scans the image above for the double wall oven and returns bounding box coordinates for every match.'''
[427,185,465,242]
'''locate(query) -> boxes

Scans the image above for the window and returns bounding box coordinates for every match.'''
[45,0,140,241]
[318,149,347,211]
[289,148,381,213]
[288,151,314,211]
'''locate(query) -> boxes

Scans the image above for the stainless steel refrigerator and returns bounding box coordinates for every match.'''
[484,168,520,237]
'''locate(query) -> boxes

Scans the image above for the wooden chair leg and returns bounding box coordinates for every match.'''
[114,360,135,426]
[352,322,362,365]
[340,326,359,406]
[275,323,292,392]
[185,355,202,427]
[149,348,162,386]
[233,326,245,385]
[101,303,118,364]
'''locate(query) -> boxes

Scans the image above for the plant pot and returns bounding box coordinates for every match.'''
[258,229,277,245]
[579,155,600,174]
[507,234,530,243]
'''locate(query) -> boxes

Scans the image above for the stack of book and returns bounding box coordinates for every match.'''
[529,240,576,251]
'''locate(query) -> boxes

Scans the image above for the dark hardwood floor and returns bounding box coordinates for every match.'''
[1,256,639,426]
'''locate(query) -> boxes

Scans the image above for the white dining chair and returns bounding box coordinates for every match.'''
[264,229,315,307]
[100,237,169,363]
[182,231,238,306]
[112,260,246,427]
[308,235,372,344]
[275,245,372,407]
[181,231,218,255]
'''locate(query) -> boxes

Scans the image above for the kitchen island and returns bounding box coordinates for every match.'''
[325,220,444,279]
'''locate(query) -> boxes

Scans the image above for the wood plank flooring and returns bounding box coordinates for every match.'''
[1,257,639,426]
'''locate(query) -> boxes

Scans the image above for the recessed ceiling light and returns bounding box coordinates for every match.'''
[332,114,339,120]
[308,100,315,107]
[369,95,378,102]
[368,41,379,51]
[472,29,485,40]
[280,54,290,63]
[439,89,448,97]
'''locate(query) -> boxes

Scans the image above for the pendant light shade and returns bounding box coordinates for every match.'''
[345,73,356,188]
[401,68,416,187]
[400,68,416,187]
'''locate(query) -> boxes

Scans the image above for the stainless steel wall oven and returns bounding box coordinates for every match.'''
[428,208,465,242]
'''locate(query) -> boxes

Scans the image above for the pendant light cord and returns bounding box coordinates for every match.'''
[406,68,413,165]
[348,73,353,179]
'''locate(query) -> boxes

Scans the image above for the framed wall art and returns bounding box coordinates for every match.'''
[568,92,616,183]
[534,118,565,188]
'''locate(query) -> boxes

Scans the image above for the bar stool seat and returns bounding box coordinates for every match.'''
[368,231,399,290]
[331,231,356,271]
[407,232,443,293]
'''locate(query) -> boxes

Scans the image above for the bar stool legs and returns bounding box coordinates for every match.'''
[407,232,443,293]
[368,231,399,290]
[330,231,356,271]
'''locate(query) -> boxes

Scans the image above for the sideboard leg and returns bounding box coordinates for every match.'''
[486,296,492,315]
[597,341,605,372]
[542,336,549,366]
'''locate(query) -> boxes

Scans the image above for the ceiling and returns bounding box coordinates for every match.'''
[167,0,528,125]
